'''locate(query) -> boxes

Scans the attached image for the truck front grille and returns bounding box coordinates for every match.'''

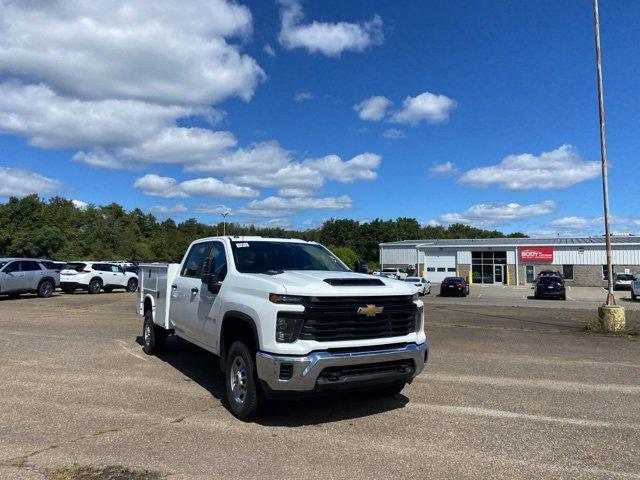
[299,295,416,342]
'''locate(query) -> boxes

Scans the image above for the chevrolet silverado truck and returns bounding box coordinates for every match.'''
[138,237,428,420]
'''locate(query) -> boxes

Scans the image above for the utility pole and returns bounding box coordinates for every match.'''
[592,0,615,306]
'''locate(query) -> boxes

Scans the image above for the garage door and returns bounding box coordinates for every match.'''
[424,252,457,282]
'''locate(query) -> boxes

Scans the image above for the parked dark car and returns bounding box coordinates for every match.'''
[440,277,469,297]
[536,270,562,281]
[534,275,566,300]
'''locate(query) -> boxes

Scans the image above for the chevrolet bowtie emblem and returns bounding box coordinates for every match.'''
[357,304,383,317]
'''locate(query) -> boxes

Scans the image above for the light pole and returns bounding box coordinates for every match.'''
[592,0,615,306]
[219,208,230,236]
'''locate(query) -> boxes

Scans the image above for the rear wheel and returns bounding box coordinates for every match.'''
[560,294,566,301]
[142,310,166,355]
[631,290,637,301]
[37,280,54,298]
[225,341,265,421]
[87,279,102,294]
[127,278,138,292]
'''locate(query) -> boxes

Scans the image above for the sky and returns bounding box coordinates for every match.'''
[0,0,638,236]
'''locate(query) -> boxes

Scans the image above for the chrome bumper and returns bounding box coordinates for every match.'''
[255,342,428,392]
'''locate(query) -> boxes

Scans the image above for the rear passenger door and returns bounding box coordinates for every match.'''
[20,260,44,290]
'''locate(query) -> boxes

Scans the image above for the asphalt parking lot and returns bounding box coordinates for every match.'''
[1,292,639,479]
[430,283,640,310]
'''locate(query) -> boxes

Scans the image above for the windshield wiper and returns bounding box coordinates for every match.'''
[261,269,284,275]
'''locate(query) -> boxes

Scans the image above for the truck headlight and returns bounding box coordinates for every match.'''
[269,293,305,304]
[414,305,424,332]
[275,313,304,343]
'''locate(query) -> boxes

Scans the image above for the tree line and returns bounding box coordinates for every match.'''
[0,195,526,266]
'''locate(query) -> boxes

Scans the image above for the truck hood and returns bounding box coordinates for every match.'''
[261,270,417,297]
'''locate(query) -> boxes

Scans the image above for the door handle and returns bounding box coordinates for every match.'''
[191,287,199,294]
[171,284,177,289]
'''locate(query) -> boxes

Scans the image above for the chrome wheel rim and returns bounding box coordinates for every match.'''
[144,322,151,347]
[41,283,52,296]
[230,356,247,405]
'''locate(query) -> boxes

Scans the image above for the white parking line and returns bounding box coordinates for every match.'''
[117,340,147,361]
[477,294,482,299]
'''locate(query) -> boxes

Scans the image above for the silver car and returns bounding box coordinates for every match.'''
[0,258,60,298]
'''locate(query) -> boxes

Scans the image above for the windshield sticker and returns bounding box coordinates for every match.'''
[235,242,249,248]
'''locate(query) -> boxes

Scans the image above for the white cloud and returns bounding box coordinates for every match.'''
[549,215,640,233]
[133,173,258,199]
[382,128,405,139]
[245,218,294,229]
[148,204,189,216]
[0,167,61,198]
[294,91,314,102]
[278,0,383,57]
[71,199,89,209]
[278,188,311,197]
[354,96,392,121]
[428,161,459,176]
[120,127,238,165]
[0,82,188,149]
[390,91,456,126]
[549,216,603,230]
[303,153,380,183]
[435,201,556,227]
[237,195,352,217]
[0,0,265,106]
[72,149,126,169]
[459,145,601,190]
[263,44,276,57]
[183,140,291,175]
[230,163,324,190]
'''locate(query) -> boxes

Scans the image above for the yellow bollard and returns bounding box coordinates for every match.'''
[506,270,510,286]
[468,270,472,285]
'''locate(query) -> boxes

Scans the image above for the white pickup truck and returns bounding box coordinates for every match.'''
[138,236,428,420]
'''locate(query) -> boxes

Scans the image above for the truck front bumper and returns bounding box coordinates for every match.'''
[255,342,428,393]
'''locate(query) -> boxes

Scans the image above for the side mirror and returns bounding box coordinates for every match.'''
[201,257,221,294]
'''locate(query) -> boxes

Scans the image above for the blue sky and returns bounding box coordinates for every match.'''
[0,0,638,235]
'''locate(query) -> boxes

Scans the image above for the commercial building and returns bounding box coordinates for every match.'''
[379,236,640,286]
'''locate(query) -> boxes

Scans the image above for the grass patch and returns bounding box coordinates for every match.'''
[51,464,161,480]
[12,457,27,468]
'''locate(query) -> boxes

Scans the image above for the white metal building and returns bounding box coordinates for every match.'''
[379,236,640,286]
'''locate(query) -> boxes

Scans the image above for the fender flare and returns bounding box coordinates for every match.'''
[143,294,156,320]
[219,310,260,370]
[37,276,56,288]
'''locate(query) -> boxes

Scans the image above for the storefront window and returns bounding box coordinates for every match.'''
[471,251,508,283]
[562,265,574,280]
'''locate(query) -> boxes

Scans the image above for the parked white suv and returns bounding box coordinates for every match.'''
[0,258,59,298]
[60,261,138,294]
[381,267,408,280]
[138,237,428,420]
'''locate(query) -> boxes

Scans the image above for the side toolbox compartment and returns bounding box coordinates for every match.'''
[138,263,180,330]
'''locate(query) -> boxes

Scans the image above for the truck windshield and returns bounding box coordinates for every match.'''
[230,241,349,273]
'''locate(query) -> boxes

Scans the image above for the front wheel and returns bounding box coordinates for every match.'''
[37,280,54,298]
[632,290,637,301]
[225,341,265,421]
[127,278,138,292]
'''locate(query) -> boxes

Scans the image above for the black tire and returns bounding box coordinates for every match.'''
[631,290,637,301]
[103,287,113,293]
[127,278,138,292]
[37,280,54,298]
[560,294,566,301]
[142,310,167,355]
[369,382,406,398]
[225,341,265,421]
[87,278,102,294]
[62,287,75,294]
[534,293,540,299]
